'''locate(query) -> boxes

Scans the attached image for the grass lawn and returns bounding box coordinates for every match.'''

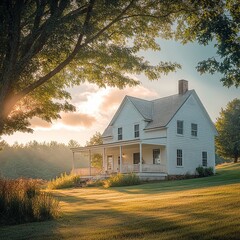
[1,163,240,240]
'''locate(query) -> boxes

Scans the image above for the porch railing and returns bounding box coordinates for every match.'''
[122,164,140,173]
[72,167,102,176]
[122,163,167,173]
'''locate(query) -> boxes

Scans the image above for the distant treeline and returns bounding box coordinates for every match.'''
[0,141,80,180]
[0,139,229,180]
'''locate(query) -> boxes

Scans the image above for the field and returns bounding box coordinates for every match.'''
[0,163,240,240]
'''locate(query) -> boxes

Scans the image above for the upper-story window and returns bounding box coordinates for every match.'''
[134,124,140,138]
[177,120,184,135]
[177,149,183,166]
[118,127,122,140]
[191,123,198,137]
[202,151,207,167]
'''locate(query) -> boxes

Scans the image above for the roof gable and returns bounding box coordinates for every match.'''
[189,91,217,134]
[102,96,149,138]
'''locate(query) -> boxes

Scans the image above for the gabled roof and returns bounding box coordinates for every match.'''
[127,96,152,121]
[145,90,193,130]
[102,89,215,138]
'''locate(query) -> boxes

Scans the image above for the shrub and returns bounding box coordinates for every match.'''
[196,166,214,177]
[0,178,59,225]
[86,179,104,187]
[47,172,82,189]
[204,167,214,176]
[103,173,141,188]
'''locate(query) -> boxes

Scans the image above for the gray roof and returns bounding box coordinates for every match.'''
[127,96,152,120]
[145,90,193,130]
[102,90,194,138]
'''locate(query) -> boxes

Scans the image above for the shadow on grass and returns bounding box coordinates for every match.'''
[1,164,239,240]
[109,165,240,195]
[1,184,239,240]
[0,220,61,240]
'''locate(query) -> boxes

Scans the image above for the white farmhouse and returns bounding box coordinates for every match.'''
[71,80,217,179]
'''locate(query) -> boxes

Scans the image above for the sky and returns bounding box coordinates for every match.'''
[2,39,240,146]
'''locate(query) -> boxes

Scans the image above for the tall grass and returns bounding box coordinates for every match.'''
[47,173,82,189]
[103,173,141,188]
[0,178,59,225]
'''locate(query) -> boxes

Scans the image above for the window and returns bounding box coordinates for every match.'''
[134,124,140,138]
[133,152,140,164]
[153,149,160,164]
[177,149,183,166]
[177,121,184,135]
[191,123,198,137]
[202,151,207,167]
[118,127,122,140]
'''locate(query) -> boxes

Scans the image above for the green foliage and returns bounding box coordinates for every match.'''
[86,179,104,187]
[86,132,103,146]
[0,138,8,151]
[0,178,59,225]
[176,0,240,87]
[68,139,81,148]
[103,173,141,188]
[196,166,214,177]
[86,132,103,169]
[0,141,72,180]
[216,98,240,163]
[47,173,82,190]
[91,153,103,169]
[215,154,231,165]
[0,1,183,135]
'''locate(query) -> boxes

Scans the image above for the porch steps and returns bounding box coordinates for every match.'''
[136,172,167,181]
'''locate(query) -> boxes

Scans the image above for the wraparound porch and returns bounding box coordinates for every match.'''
[71,138,168,178]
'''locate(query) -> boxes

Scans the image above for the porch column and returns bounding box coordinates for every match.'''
[139,143,142,173]
[89,150,91,176]
[103,148,105,173]
[119,145,122,173]
[72,151,75,171]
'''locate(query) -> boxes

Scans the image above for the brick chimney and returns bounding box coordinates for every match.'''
[178,79,188,95]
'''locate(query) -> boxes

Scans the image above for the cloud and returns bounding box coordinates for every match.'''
[100,85,158,112]
[69,84,99,105]
[61,112,96,127]
[30,117,52,128]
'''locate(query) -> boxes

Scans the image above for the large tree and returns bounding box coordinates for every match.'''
[0,0,239,136]
[216,99,240,163]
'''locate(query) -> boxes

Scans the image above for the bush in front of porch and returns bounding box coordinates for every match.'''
[47,173,82,189]
[103,173,141,188]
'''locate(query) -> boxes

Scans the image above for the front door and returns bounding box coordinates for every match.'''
[133,152,140,164]
[153,149,161,164]
[107,155,113,172]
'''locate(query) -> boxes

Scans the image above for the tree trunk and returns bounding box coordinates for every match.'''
[0,118,4,136]
[234,156,238,163]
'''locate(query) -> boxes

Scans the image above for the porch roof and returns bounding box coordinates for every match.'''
[71,138,166,152]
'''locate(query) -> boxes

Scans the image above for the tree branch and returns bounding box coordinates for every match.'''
[14,0,136,103]
[20,1,47,58]
[0,0,24,111]
[16,0,68,79]
[4,0,95,116]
